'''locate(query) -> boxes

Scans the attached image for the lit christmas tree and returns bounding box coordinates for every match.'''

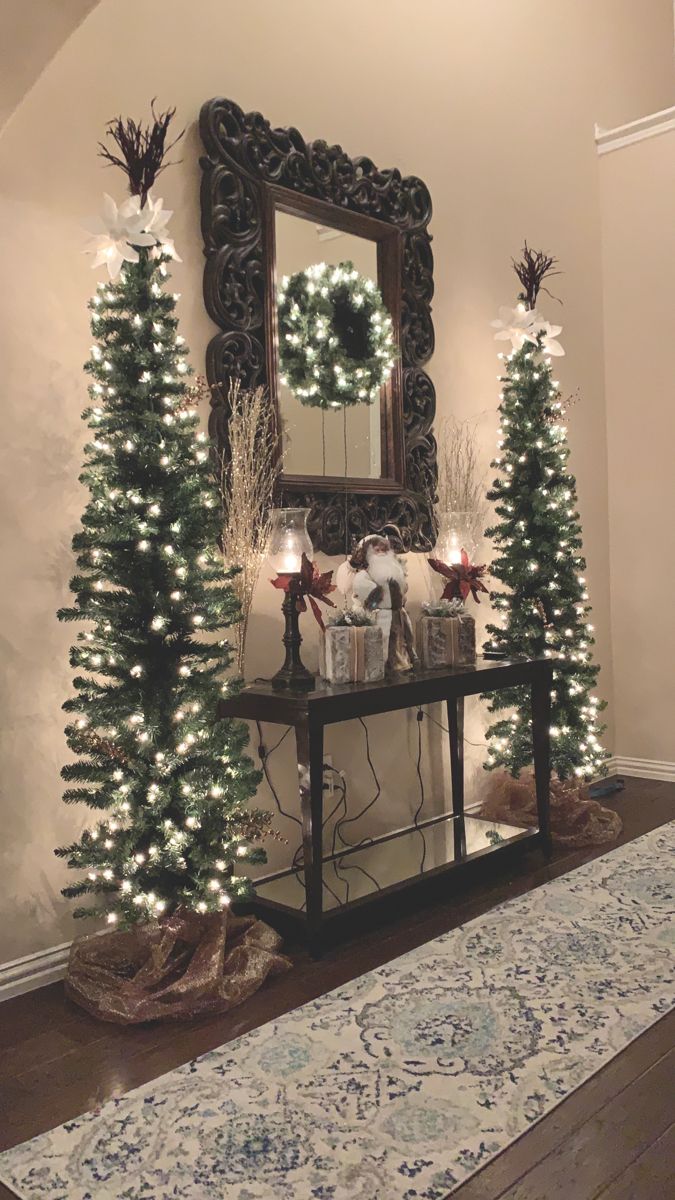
[484,246,609,782]
[56,107,268,927]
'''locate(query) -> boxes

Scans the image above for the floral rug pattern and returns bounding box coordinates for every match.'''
[1,824,673,1199]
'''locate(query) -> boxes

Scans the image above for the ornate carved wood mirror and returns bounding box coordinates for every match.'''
[200,98,437,555]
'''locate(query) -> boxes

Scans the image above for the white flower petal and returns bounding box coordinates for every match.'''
[102,193,119,225]
[160,238,181,262]
[91,246,113,269]
[105,246,125,280]
[120,195,143,220]
[130,231,158,247]
[120,243,141,264]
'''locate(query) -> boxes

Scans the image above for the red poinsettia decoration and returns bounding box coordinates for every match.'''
[428,550,489,604]
[271,552,337,631]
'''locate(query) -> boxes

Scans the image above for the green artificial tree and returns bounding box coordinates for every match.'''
[56,106,268,928]
[484,246,609,782]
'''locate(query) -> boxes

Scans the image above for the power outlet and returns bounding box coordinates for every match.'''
[323,754,334,796]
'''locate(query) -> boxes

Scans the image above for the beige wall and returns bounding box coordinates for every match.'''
[599,125,675,763]
[0,0,98,130]
[0,0,673,963]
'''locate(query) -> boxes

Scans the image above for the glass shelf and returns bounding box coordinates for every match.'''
[255,809,537,913]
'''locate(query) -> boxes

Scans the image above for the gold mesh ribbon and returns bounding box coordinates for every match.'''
[65,910,291,1024]
[479,770,623,848]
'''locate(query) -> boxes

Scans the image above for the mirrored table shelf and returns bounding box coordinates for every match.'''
[218,658,552,953]
[255,808,538,914]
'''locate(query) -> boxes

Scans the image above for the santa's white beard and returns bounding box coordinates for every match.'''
[366,549,406,590]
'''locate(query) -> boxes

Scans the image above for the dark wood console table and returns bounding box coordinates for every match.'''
[218,657,552,953]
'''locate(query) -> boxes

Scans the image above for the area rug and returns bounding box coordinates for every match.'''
[1,823,673,1200]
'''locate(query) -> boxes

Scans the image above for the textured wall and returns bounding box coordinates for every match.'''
[0,0,673,963]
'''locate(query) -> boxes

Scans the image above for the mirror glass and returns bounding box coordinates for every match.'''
[275,210,382,480]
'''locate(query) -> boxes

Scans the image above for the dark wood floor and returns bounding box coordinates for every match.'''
[0,776,673,1200]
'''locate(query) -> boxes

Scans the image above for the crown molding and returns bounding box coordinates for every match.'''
[595,106,675,155]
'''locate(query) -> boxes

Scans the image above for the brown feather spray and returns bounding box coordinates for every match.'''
[512,242,561,309]
[98,100,184,206]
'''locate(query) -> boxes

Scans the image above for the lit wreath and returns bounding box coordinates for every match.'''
[277,261,397,410]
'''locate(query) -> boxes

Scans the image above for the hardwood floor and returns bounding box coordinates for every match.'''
[0,776,672,1199]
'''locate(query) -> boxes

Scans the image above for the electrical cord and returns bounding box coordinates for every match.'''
[255,721,301,830]
[414,709,428,872]
[256,704,479,908]
[290,769,350,906]
[333,716,381,853]
[324,769,382,901]
[256,719,384,908]
[421,706,486,749]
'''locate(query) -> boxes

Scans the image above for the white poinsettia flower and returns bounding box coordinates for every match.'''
[529,319,564,357]
[490,304,541,352]
[83,193,156,280]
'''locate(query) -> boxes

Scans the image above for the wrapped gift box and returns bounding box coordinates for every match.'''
[320,623,385,684]
[418,608,476,669]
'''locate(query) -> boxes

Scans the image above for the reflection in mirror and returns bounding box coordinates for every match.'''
[275,210,382,480]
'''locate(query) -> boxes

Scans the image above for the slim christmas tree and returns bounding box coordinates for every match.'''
[57,106,268,927]
[484,246,609,782]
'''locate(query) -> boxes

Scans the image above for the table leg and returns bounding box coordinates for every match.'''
[531,672,552,858]
[295,719,324,955]
[446,696,466,859]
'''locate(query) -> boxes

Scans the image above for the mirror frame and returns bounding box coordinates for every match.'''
[200,97,437,555]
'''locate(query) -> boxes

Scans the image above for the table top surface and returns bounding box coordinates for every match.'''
[218,656,551,725]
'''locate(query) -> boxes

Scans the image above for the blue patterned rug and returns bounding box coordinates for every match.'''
[1,823,673,1200]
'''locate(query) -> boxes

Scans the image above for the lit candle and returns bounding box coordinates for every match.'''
[268,508,313,575]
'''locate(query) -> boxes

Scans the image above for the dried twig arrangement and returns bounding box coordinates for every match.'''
[436,415,488,545]
[216,380,282,674]
[512,242,561,309]
[98,100,184,205]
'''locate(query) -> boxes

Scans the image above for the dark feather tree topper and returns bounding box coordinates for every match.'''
[98,100,184,206]
[512,242,561,309]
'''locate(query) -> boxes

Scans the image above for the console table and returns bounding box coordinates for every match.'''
[218,657,552,953]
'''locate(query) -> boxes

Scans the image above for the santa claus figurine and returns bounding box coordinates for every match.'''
[335,534,418,673]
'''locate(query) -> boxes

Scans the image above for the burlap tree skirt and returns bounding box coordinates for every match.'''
[65,910,291,1024]
[479,771,623,848]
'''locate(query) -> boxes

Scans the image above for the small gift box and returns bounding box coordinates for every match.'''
[320,616,385,684]
[418,600,476,669]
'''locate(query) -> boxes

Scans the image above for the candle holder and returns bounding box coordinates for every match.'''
[429,510,481,607]
[272,577,315,692]
[434,510,479,566]
[268,508,315,692]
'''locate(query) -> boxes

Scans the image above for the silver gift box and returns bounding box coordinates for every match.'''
[320,624,385,684]
[417,611,476,669]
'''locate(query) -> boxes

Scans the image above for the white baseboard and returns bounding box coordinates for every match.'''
[0,941,71,1002]
[608,756,675,783]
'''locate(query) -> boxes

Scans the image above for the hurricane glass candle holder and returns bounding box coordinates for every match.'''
[268,508,315,692]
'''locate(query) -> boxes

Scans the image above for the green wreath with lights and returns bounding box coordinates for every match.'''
[277,261,397,410]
